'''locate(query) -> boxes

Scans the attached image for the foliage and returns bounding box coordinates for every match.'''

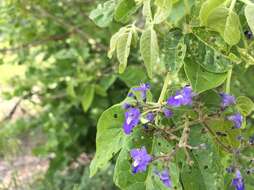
[89,0,254,189]
[1,0,254,189]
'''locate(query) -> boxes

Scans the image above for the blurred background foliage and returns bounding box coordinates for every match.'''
[0,0,254,189]
[0,0,138,189]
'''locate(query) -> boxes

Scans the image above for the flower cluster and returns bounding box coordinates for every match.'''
[130,147,152,173]
[121,84,195,188]
[121,84,249,189]
[167,86,195,107]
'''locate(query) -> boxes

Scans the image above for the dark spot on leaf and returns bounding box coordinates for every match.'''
[113,113,118,118]
[204,165,208,169]
[216,131,227,137]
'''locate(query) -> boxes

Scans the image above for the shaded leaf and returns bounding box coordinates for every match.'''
[114,0,139,23]
[81,85,95,112]
[184,60,227,93]
[236,96,254,116]
[119,65,149,87]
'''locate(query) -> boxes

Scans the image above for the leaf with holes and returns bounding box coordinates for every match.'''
[185,34,232,73]
[89,0,116,28]
[154,0,172,24]
[181,125,224,190]
[163,29,186,73]
[206,119,241,150]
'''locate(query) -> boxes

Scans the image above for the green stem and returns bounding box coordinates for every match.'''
[158,72,171,103]
[229,0,237,11]
[226,69,232,93]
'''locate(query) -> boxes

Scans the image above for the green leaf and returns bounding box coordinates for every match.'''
[236,96,254,116]
[184,60,227,93]
[117,27,133,73]
[81,85,95,112]
[66,81,76,99]
[140,26,159,78]
[114,0,139,23]
[245,4,254,34]
[206,7,241,45]
[223,11,241,46]
[185,34,232,73]
[154,0,172,24]
[163,29,186,73]
[119,65,149,87]
[89,0,116,28]
[168,0,195,25]
[206,119,241,149]
[90,105,126,177]
[181,125,224,190]
[199,0,226,25]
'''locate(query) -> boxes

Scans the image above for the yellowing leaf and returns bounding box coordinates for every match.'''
[154,0,172,24]
[117,28,133,73]
[140,26,159,78]
[245,4,254,34]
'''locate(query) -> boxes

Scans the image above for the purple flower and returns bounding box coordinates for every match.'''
[163,108,173,118]
[167,86,195,107]
[156,170,172,188]
[228,113,243,129]
[146,112,154,122]
[122,103,131,110]
[220,93,236,108]
[232,170,245,190]
[132,83,150,100]
[130,147,152,174]
[123,108,140,134]
[128,92,135,97]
